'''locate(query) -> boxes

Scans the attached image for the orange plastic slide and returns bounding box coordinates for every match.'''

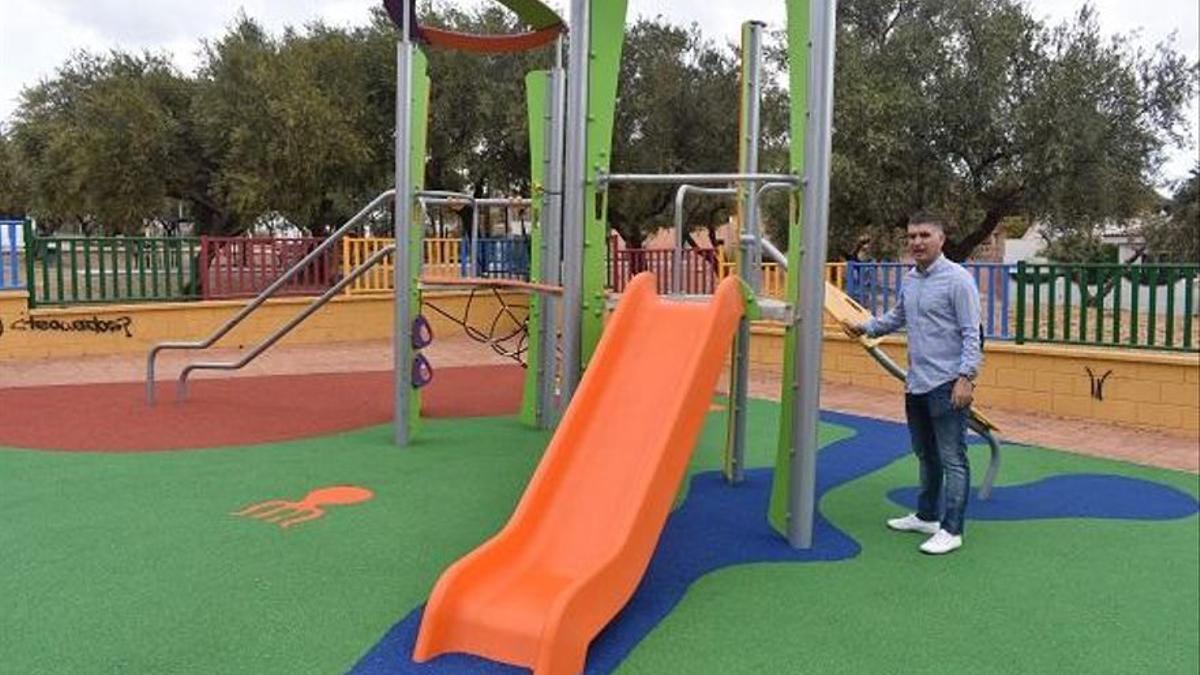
[413,272,745,674]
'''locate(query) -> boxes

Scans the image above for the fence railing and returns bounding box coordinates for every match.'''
[200,237,337,300]
[1015,262,1198,352]
[1,220,23,290]
[24,232,202,308]
[341,236,530,294]
[847,261,1014,340]
[609,248,723,294]
[465,237,530,280]
[342,237,396,295]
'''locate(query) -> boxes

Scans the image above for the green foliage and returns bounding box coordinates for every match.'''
[608,19,741,248]
[817,0,1197,261]
[0,130,30,217]
[0,0,1194,262]
[1142,165,1200,262]
[8,52,193,234]
[1,5,551,237]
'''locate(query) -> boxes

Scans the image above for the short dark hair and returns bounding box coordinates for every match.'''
[907,211,946,232]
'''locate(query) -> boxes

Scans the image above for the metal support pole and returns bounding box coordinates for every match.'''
[672,185,736,294]
[727,21,767,486]
[741,21,766,294]
[560,0,590,405]
[393,1,414,446]
[538,38,567,426]
[788,0,838,548]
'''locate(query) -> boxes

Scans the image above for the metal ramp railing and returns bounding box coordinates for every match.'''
[146,190,395,404]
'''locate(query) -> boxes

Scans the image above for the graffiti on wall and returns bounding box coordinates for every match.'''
[1085,366,1114,401]
[8,314,134,338]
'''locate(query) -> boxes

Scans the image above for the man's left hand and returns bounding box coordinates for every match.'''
[951,377,974,409]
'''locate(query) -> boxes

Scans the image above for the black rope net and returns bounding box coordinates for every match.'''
[421,286,532,365]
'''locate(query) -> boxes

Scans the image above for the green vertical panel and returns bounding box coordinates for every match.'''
[40,239,51,305]
[1032,265,1041,341]
[97,239,107,300]
[83,238,93,301]
[138,240,148,299]
[1183,269,1194,349]
[1111,270,1122,344]
[55,240,65,304]
[1095,265,1107,344]
[1130,267,1140,346]
[1164,269,1176,348]
[112,239,121,300]
[150,239,160,299]
[1147,266,1158,347]
[69,239,79,302]
[1065,265,1075,341]
[408,51,431,434]
[1080,267,1089,341]
[521,70,549,426]
[769,0,811,536]
[580,0,629,366]
[175,240,185,298]
[124,240,133,298]
[1047,266,1057,341]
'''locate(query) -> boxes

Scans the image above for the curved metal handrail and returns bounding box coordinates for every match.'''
[146,189,395,403]
[174,244,397,401]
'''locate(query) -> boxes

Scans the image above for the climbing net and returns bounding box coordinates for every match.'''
[418,276,563,366]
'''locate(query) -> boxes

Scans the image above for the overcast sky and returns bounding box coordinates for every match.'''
[1,0,1196,182]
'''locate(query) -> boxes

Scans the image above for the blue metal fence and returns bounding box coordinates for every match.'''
[461,236,531,280]
[0,219,24,290]
[846,261,1015,340]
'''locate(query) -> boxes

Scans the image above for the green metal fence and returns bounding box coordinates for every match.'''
[1015,262,1199,352]
[24,224,201,308]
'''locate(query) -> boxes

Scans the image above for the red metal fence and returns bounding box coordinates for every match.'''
[608,247,722,294]
[200,237,337,300]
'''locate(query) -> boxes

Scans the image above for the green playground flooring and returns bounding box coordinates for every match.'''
[0,399,1196,674]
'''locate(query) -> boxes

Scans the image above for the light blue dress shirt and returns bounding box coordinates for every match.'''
[864,255,983,395]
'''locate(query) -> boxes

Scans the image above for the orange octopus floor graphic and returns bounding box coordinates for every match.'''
[234,485,375,528]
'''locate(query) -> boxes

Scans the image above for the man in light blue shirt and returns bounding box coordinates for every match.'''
[847,212,983,555]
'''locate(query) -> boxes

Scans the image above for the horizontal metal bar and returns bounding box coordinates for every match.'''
[416,190,473,200]
[474,198,533,206]
[598,172,801,189]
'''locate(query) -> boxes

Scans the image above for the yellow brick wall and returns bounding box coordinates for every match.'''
[2,289,1196,436]
[0,290,523,362]
[742,322,1198,436]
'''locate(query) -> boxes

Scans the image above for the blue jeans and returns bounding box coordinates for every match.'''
[905,380,970,535]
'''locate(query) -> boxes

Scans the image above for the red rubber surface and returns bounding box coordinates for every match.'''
[0,365,525,452]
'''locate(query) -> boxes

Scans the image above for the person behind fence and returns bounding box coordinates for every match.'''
[844,211,983,555]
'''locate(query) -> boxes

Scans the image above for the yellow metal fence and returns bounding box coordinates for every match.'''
[341,237,463,295]
[342,237,847,299]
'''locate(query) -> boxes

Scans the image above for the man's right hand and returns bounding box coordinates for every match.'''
[842,321,868,338]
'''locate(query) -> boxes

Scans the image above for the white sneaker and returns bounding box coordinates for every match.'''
[919,529,963,555]
[886,513,940,534]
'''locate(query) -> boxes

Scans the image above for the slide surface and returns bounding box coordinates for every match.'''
[413,273,745,674]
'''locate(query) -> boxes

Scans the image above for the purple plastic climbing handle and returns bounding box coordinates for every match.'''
[412,353,434,389]
[412,315,434,350]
